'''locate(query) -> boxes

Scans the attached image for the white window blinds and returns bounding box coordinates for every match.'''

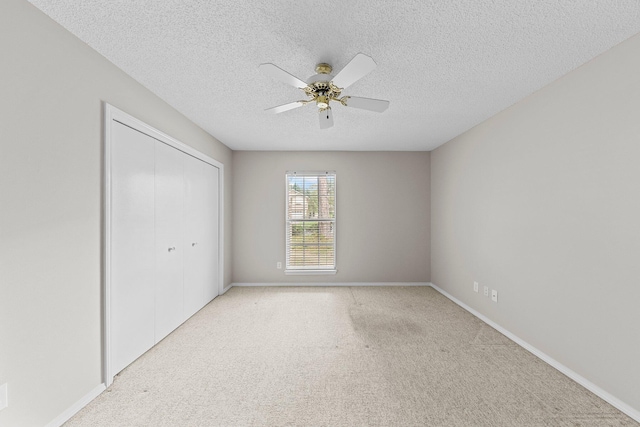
[286,172,336,271]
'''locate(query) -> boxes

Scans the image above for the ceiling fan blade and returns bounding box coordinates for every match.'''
[259,63,308,89]
[319,108,334,129]
[331,53,377,89]
[265,101,306,114]
[343,96,390,113]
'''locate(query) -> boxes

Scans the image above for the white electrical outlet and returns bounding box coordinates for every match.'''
[0,383,7,411]
[473,281,479,292]
[276,262,282,269]
[483,286,489,297]
[491,290,498,302]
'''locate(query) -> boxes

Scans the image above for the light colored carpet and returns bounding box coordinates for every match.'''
[65,287,637,426]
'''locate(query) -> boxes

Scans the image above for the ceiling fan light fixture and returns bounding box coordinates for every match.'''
[316,95,329,109]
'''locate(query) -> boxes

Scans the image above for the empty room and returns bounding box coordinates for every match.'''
[1,0,639,426]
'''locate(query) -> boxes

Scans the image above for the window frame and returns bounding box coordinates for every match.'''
[285,171,337,275]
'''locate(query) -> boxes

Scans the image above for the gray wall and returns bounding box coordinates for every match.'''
[233,151,430,283]
[431,33,640,413]
[0,1,233,425]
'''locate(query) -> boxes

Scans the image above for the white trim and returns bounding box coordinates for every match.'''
[103,103,225,386]
[231,282,430,287]
[103,103,113,387]
[220,284,233,295]
[428,282,640,424]
[285,170,336,176]
[107,106,223,170]
[45,383,106,427]
[217,166,225,299]
[284,269,337,275]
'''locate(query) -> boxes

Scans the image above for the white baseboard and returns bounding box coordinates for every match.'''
[220,284,233,295]
[231,282,430,287]
[428,282,640,424]
[45,383,106,427]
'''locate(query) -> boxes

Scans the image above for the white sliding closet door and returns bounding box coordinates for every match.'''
[184,155,206,317]
[154,141,185,341]
[110,122,155,374]
[106,104,223,384]
[184,156,220,317]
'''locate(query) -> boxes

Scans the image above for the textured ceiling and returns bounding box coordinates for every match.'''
[27,1,640,151]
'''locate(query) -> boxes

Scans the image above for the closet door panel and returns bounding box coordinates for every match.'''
[155,142,185,342]
[110,122,155,374]
[203,164,220,302]
[183,155,206,318]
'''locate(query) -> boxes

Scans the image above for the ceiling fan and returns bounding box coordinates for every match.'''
[259,53,390,129]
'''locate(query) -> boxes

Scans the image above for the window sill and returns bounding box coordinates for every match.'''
[285,269,337,276]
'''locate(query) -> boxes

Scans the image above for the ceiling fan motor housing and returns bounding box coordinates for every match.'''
[304,78,343,110]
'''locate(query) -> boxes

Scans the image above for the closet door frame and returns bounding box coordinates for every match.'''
[103,103,224,386]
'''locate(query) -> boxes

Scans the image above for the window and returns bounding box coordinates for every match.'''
[286,171,336,273]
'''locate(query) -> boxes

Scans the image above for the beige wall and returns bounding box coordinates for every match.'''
[232,151,430,283]
[431,33,640,413]
[4,0,638,422]
[0,1,233,425]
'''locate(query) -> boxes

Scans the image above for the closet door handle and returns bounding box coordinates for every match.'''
[168,247,176,252]
[192,242,198,247]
